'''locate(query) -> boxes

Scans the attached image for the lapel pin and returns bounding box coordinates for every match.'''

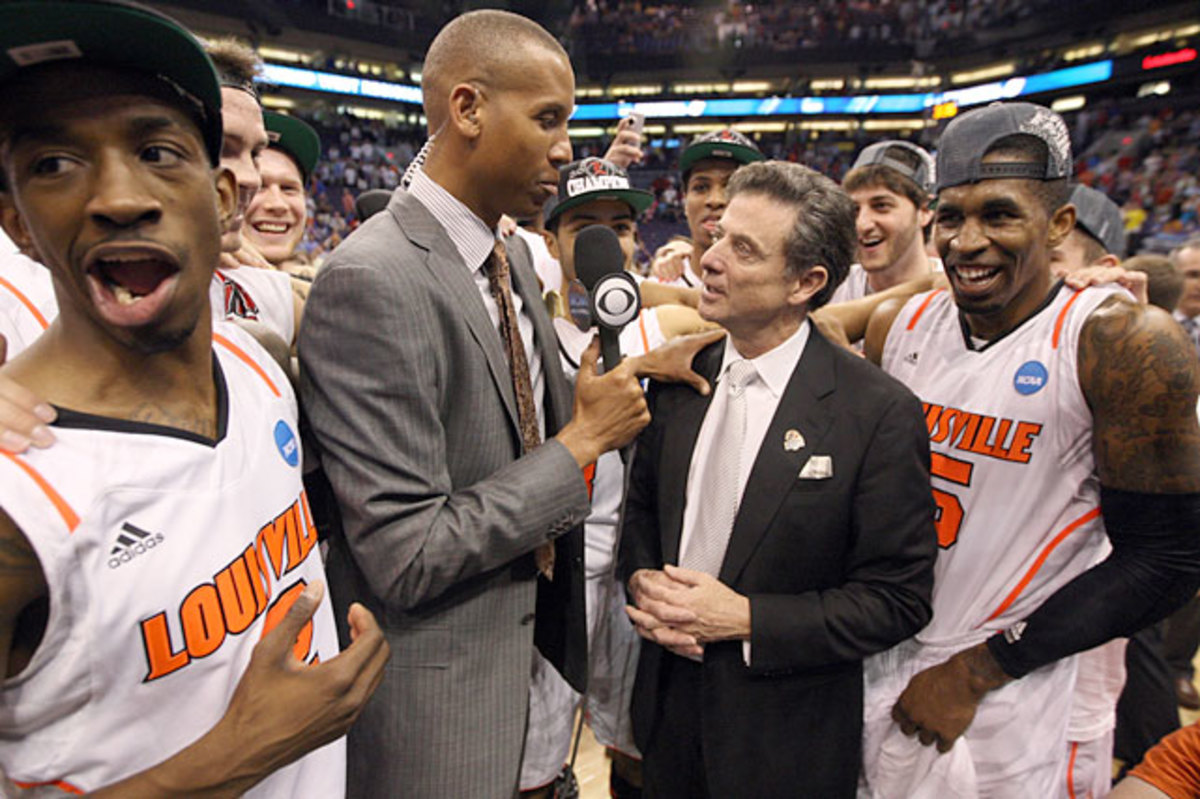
[784,429,805,452]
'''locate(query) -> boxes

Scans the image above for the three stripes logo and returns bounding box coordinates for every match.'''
[108,522,165,570]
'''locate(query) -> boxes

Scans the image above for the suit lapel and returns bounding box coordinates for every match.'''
[719,326,838,585]
[390,192,520,434]
[660,342,723,565]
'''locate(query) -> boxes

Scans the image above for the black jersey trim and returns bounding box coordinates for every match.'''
[51,357,229,447]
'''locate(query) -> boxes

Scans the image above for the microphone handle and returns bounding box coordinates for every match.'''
[597,326,632,464]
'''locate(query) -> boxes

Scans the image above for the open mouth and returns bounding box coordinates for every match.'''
[859,236,883,249]
[84,245,181,325]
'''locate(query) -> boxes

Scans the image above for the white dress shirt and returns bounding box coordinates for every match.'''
[678,319,810,662]
[408,169,546,439]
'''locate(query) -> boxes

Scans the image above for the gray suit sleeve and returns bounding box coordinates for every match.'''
[299,256,590,613]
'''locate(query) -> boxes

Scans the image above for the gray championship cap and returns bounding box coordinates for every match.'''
[935,102,1072,193]
[545,157,654,224]
[851,140,935,194]
[1070,184,1126,257]
[0,0,224,166]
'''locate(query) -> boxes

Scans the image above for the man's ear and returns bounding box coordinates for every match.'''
[447,82,484,140]
[1047,203,1076,249]
[791,264,829,308]
[213,166,238,233]
[0,191,39,262]
[542,228,560,261]
[1096,253,1121,269]
[917,203,934,230]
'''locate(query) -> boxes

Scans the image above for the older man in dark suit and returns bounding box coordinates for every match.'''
[618,161,938,798]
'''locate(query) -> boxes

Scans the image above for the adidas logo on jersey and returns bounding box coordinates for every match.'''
[904,351,919,364]
[108,522,165,570]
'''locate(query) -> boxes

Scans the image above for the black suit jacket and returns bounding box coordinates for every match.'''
[618,324,937,798]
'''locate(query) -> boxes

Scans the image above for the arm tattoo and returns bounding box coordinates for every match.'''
[1080,297,1200,492]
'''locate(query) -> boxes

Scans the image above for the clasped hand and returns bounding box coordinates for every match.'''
[625,564,751,659]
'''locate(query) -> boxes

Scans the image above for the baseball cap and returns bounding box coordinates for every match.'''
[851,140,935,194]
[680,128,765,182]
[0,0,223,166]
[1070,184,1126,257]
[935,102,1072,192]
[264,111,321,184]
[545,157,654,224]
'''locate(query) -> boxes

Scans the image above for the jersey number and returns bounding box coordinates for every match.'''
[931,453,973,549]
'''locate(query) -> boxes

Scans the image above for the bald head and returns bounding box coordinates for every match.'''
[422,10,567,132]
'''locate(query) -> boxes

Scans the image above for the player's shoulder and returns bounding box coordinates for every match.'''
[1079,292,1179,354]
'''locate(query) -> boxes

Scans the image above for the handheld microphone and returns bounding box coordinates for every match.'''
[573,225,641,375]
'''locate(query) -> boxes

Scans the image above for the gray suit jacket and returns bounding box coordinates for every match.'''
[299,188,590,798]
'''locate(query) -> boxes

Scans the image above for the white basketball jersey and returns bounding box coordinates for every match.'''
[0,249,58,359]
[0,323,342,796]
[882,284,1124,643]
[210,266,296,345]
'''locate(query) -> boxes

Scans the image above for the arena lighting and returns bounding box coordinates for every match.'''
[256,60,1113,121]
[950,62,1015,85]
[260,63,423,103]
[571,60,1114,120]
[260,95,296,109]
[1142,48,1198,70]
[1051,95,1087,112]
[931,101,958,120]
[568,127,606,138]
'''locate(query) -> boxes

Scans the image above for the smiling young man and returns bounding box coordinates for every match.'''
[651,128,764,289]
[861,102,1200,798]
[244,111,320,270]
[833,140,938,303]
[619,160,936,798]
[0,1,387,795]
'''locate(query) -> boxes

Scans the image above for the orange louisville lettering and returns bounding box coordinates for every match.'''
[180,584,226,659]
[140,612,190,681]
[139,495,321,682]
[260,579,313,662]
[215,550,259,635]
[924,402,1043,465]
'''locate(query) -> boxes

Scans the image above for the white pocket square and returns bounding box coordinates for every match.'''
[798,455,833,480]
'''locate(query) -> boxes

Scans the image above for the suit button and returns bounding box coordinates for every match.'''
[520,613,536,626]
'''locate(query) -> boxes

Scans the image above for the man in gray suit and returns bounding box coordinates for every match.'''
[299,10,654,797]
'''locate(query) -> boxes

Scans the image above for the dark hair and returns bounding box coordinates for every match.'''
[726,161,857,309]
[985,134,1070,213]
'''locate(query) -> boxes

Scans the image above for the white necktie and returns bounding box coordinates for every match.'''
[681,359,757,577]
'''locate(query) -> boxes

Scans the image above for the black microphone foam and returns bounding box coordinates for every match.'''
[574,224,626,292]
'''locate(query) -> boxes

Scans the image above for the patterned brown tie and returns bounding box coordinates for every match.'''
[485,240,555,577]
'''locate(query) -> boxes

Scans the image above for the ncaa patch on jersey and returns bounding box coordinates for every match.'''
[274,420,300,467]
[1014,360,1048,395]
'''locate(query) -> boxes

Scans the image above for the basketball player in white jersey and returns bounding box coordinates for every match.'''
[0,2,384,794]
[859,102,1200,798]
[520,157,718,799]
[832,140,940,304]
[204,38,303,348]
[650,129,764,289]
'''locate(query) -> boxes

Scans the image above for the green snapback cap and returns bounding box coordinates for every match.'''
[264,111,321,183]
[679,128,765,179]
[0,0,223,165]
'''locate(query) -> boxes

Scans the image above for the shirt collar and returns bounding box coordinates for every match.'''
[719,319,811,398]
[407,168,497,271]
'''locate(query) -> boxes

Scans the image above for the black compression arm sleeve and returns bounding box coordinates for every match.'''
[987,487,1200,679]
